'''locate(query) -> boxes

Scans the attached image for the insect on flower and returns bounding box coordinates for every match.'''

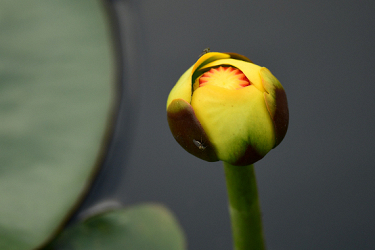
[193,138,207,150]
[199,47,210,57]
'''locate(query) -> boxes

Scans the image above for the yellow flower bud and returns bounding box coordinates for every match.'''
[167,52,288,166]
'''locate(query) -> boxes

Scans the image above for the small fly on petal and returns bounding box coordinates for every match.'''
[199,48,210,57]
[193,139,207,150]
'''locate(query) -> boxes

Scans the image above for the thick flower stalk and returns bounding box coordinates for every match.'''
[166,51,289,250]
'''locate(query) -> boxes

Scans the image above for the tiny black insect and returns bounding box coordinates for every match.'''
[199,47,210,57]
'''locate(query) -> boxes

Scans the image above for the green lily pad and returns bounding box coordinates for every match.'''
[0,1,114,249]
[45,203,187,250]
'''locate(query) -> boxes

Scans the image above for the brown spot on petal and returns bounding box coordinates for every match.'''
[232,144,264,166]
[260,68,289,148]
[167,99,219,162]
[272,88,289,147]
[225,52,253,63]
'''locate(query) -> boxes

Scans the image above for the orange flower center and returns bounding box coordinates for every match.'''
[198,66,250,90]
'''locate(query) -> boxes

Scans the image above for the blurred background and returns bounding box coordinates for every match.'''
[71,0,375,249]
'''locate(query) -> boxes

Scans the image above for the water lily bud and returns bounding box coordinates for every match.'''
[167,52,288,166]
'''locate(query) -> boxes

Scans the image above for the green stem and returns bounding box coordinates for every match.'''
[223,162,266,250]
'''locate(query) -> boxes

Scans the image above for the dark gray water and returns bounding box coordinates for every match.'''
[81,1,375,249]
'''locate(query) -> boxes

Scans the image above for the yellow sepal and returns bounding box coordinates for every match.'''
[166,66,194,109]
[166,52,231,109]
[191,84,276,164]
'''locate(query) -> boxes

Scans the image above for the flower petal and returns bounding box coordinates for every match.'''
[260,68,289,147]
[225,52,253,63]
[193,52,231,72]
[197,59,266,93]
[167,52,231,109]
[166,66,194,108]
[192,52,231,84]
[167,99,219,162]
[191,85,275,165]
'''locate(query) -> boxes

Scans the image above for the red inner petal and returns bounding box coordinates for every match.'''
[198,66,250,90]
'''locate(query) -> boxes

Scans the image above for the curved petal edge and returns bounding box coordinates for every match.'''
[167,99,219,162]
[260,68,289,147]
